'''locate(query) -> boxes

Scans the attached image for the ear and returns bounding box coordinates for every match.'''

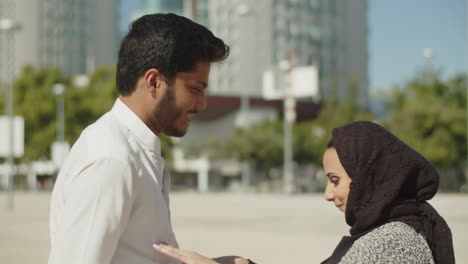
[143,68,165,97]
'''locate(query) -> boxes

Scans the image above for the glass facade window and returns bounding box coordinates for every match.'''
[309,0,319,9]
[141,0,183,15]
[195,0,209,26]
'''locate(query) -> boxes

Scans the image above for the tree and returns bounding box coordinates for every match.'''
[211,86,373,176]
[293,86,373,165]
[382,68,467,168]
[6,66,69,161]
[1,65,175,164]
[221,121,284,174]
[65,66,118,143]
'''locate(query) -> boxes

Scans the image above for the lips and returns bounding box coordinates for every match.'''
[186,111,198,121]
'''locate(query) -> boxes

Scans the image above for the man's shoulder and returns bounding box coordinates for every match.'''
[57,112,140,186]
[74,112,136,160]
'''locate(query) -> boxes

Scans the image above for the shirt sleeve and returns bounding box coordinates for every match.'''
[48,158,137,264]
[162,168,171,207]
[161,168,179,248]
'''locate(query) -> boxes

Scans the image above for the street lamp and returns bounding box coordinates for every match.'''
[52,83,67,141]
[0,17,22,210]
[235,4,254,127]
[279,56,296,195]
[0,18,22,32]
[236,4,251,17]
[422,48,434,68]
[422,48,433,59]
[51,83,70,171]
[235,4,255,190]
[463,2,468,192]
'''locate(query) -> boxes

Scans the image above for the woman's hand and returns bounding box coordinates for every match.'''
[153,243,250,264]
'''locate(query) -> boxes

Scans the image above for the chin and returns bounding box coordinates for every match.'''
[164,127,188,137]
[170,132,186,138]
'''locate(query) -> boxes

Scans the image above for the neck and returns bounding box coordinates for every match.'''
[119,95,161,136]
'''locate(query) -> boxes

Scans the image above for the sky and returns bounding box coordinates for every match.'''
[119,0,140,34]
[369,0,466,90]
[119,0,467,91]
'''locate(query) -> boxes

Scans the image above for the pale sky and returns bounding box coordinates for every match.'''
[369,0,466,90]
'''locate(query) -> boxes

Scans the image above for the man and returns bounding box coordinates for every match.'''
[49,13,229,264]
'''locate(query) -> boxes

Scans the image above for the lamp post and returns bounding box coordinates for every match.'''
[236,4,255,190]
[422,48,434,68]
[0,18,22,210]
[463,1,468,192]
[279,55,296,195]
[235,4,253,126]
[52,84,66,142]
[51,83,70,172]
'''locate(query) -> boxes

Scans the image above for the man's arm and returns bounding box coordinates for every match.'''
[49,158,136,264]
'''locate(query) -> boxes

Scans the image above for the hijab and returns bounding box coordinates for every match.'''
[322,121,454,264]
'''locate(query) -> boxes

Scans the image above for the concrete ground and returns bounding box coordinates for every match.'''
[0,191,467,264]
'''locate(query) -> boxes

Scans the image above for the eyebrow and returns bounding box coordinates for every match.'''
[326,172,338,178]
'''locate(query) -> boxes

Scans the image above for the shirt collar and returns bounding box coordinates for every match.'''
[111,98,161,155]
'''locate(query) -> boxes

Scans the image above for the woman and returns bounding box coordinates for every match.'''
[155,121,455,264]
[321,121,454,263]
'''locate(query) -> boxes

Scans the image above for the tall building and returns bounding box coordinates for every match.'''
[0,0,119,79]
[139,0,184,16]
[138,0,205,23]
[208,0,369,108]
[120,0,368,107]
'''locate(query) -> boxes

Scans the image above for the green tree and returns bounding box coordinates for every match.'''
[1,65,175,164]
[65,66,118,143]
[211,87,373,175]
[8,66,69,161]
[221,121,284,174]
[293,86,373,165]
[382,68,467,168]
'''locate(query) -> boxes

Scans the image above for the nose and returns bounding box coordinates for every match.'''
[324,183,335,201]
[197,94,207,111]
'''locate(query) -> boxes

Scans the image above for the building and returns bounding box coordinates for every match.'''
[129,0,368,109]
[0,0,119,80]
[207,0,369,108]
[138,0,207,23]
[140,0,184,15]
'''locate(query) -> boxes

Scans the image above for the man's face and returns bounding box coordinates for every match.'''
[153,62,210,137]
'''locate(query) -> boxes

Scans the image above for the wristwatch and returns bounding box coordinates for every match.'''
[247,259,256,264]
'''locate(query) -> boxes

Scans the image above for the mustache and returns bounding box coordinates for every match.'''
[187,110,198,115]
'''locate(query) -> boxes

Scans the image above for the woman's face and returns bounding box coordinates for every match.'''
[323,147,352,213]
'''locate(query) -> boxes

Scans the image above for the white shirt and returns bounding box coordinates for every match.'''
[49,98,180,264]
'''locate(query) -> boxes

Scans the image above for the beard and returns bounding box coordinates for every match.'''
[153,85,187,137]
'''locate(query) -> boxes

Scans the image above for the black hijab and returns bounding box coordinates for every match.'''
[322,121,454,264]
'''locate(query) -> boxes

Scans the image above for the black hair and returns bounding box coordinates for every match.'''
[326,138,334,149]
[116,13,229,96]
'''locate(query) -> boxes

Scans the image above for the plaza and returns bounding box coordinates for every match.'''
[0,191,467,263]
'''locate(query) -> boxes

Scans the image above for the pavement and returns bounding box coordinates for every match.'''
[0,191,467,264]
